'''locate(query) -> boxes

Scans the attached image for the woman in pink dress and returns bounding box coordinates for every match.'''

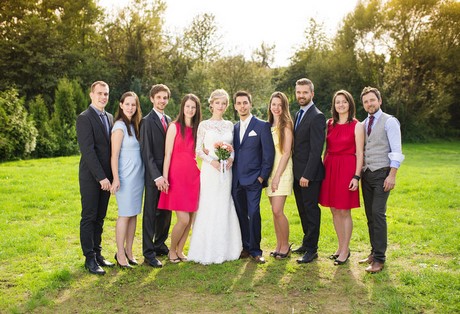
[319,90,364,265]
[158,94,202,263]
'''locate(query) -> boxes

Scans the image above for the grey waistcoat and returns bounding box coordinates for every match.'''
[363,112,392,171]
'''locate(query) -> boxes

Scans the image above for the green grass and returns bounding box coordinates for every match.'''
[0,141,459,313]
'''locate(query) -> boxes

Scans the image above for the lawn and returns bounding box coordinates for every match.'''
[0,141,459,313]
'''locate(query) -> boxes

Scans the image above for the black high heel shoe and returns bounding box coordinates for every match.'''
[270,250,279,257]
[276,244,292,260]
[328,254,339,260]
[334,251,351,265]
[125,250,138,266]
[115,253,133,269]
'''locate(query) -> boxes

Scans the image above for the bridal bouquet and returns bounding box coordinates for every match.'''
[214,142,233,179]
[214,142,233,161]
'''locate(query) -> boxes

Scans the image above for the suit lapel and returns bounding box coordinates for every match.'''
[297,105,315,131]
[89,106,110,142]
[240,116,255,146]
[234,122,241,148]
[151,110,166,136]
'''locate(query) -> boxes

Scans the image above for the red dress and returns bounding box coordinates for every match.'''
[319,119,360,209]
[158,123,200,212]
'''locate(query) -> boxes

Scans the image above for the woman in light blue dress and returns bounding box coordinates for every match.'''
[111,91,144,268]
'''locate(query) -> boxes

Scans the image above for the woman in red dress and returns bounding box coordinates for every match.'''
[158,94,202,263]
[319,90,364,265]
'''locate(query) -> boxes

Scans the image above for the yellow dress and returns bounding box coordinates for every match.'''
[266,126,293,197]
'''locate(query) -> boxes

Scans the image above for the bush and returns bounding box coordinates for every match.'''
[0,89,37,161]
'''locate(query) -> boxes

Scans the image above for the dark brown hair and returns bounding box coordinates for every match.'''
[331,90,356,125]
[233,90,252,104]
[115,91,142,140]
[175,94,202,146]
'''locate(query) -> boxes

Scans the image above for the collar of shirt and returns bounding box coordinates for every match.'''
[153,108,165,120]
[299,101,314,113]
[240,113,253,127]
[90,104,105,114]
[367,108,382,125]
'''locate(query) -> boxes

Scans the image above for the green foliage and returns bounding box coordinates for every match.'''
[182,13,222,62]
[50,78,78,156]
[28,95,58,158]
[0,89,37,161]
[279,0,460,139]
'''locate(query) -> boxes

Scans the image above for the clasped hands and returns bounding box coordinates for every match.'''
[156,177,169,193]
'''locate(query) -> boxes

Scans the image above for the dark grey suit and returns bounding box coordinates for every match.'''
[76,105,113,258]
[292,104,326,253]
[140,109,172,259]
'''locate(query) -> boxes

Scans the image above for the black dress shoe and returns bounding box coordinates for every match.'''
[115,253,133,269]
[85,257,106,275]
[292,246,307,254]
[154,247,169,257]
[296,252,318,264]
[96,255,115,267]
[144,257,163,268]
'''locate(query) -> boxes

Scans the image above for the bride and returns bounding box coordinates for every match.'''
[188,89,242,264]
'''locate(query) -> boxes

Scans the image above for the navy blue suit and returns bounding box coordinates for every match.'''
[232,116,275,257]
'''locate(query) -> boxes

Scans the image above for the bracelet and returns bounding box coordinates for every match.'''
[353,175,361,181]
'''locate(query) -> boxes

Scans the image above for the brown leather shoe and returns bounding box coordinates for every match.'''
[239,250,250,259]
[365,261,384,273]
[358,255,374,264]
[251,255,266,264]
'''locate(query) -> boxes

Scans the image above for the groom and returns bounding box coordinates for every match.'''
[232,91,275,264]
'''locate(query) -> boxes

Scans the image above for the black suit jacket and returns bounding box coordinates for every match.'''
[292,104,326,181]
[76,106,113,183]
[140,109,171,186]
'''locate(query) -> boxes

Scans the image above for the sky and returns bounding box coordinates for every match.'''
[100,0,359,67]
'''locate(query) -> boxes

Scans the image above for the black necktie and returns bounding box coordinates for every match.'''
[367,115,375,136]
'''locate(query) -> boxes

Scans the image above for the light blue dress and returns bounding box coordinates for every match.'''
[112,121,144,217]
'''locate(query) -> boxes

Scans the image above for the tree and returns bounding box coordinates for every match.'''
[50,78,78,156]
[209,56,274,120]
[252,42,276,68]
[0,0,105,104]
[0,89,37,160]
[102,0,167,101]
[28,95,58,158]
[182,13,222,63]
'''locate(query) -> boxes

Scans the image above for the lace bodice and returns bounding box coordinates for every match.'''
[196,119,234,163]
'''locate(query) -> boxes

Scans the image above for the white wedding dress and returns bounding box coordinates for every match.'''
[188,119,242,264]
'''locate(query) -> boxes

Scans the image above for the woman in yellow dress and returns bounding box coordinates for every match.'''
[266,92,294,259]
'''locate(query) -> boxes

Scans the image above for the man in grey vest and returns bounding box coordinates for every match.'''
[359,86,404,273]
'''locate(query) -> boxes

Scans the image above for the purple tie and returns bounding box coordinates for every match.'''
[367,115,375,136]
